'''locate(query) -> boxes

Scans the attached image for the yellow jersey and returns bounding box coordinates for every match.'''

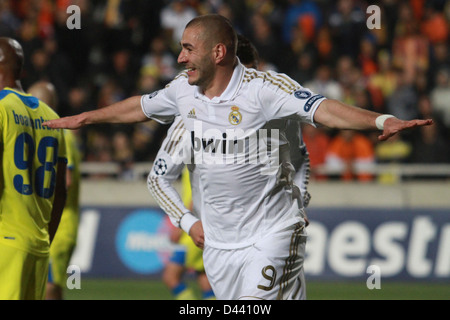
[0,87,67,256]
[53,128,80,243]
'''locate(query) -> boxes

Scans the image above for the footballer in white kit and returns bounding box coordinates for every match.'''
[142,61,325,299]
[41,13,433,300]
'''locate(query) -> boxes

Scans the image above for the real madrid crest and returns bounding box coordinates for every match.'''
[228,106,242,125]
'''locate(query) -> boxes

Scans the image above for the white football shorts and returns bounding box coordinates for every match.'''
[203,222,307,300]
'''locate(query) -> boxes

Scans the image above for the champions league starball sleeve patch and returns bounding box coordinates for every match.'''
[153,158,168,175]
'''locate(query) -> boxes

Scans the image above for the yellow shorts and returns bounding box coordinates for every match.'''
[49,238,76,287]
[0,243,49,300]
[171,232,205,272]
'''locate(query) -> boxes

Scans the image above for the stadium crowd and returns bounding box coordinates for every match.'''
[1,0,449,181]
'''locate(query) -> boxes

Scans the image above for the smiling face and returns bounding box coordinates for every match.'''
[177,25,216,90]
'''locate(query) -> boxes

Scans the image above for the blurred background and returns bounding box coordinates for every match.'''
[2,0,449,299]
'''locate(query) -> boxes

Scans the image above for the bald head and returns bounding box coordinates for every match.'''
[0,37,24,80]
[185,14,237,60]
[28,81,58,110]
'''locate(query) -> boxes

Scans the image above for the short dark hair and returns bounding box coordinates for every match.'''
[237,34,259,68]
[185,14,238,56]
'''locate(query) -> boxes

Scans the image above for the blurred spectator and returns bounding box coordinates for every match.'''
[367,50,399,112]
[410,124,450,164]
[23,37,75,110]
[4,0,447,176]
[375,133,412,164]
[380,0,401,46]
[284,4,324,70]
[137,65,163,95]
[302,124,330,181]
[97,78,125,108]
[417,94,434,120]
[430,69,450,130]
[222,0,247,33]
[17,17,43,73]
[413,69,429,97]
[391,2,429,86]
[335,55,366,95]
[216,2,243,35]
[84,131,113,165]
[314,26,335,65]
[420,2,449,45]
[67,85,91,115]
[305,65,343,100]
[248,12,281,70]
[112,131,135,180]
[428,42,450,90]
[290,49,317,85]
[386,72,419,121]
[325,130,375,182]
[23,37,75,112]
[132,121,169,162]
[358,33,378,78]
[335,55,355,89]
[66,85,91,157]
[160,0,198,53]
[282,0,323,46]
[53,0,93,80]
[375,132,412,184]
[328,0,366,59]
[365,2,389,50]
[0,0,21,36]
[353,87,375,113]
[141,36,178,85]
[106,48,139,97]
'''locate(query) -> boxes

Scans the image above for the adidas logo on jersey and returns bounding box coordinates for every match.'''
[187,108,197,119]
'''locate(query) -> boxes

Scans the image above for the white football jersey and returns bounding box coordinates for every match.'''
[148,116,201,234]
[142,62,326,249]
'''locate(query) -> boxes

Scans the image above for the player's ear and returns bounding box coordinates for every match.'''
[213,43,227,64]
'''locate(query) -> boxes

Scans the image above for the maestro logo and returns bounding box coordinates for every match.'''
[115,210,173,274]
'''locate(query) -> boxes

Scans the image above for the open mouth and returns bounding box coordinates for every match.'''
[186,67,196,76]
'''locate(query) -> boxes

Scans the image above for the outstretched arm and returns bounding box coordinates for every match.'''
[43,96,147,129]
[314,99,433,141]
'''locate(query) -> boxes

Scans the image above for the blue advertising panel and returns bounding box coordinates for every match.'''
[304,208,450,281]
[70,206,175,278]
[70,206,449,281]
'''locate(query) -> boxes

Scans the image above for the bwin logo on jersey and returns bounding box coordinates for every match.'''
[184,120,281,175]
[294,90,312,100]
[153,158,167,175]
[228,106,242,125]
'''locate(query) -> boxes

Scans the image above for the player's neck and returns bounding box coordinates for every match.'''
[0,76,23,92]
[202,62,235,99]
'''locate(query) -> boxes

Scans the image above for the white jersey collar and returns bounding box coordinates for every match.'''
[194,58,245,103]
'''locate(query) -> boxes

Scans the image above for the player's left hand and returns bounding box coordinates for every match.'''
[189,221,205,249]
[378,118,433,141]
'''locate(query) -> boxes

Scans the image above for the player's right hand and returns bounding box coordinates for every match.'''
[43,113,87,130]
